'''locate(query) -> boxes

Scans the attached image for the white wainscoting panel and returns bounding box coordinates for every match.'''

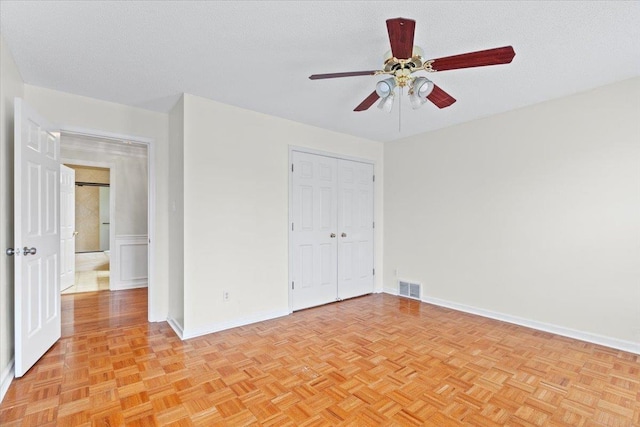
[112,235,148,290]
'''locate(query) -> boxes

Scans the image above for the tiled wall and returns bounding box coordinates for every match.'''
[68,165,109,252]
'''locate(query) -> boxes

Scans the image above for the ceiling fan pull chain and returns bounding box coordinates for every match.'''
[399,87,402,132]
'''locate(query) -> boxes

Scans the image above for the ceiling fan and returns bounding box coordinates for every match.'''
[309,17,515,112]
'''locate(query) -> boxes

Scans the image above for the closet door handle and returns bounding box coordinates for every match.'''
[341,233,347,238]
[330,233,336,238]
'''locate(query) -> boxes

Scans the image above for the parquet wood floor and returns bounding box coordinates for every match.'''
[1,290,638,426]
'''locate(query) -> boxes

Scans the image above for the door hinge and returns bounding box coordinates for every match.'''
[292,281,295,290]
[291,164,294,172]
[291,222,294,231]
[373,175,375,182]
[373,221,375,229]
[373,268,375,275]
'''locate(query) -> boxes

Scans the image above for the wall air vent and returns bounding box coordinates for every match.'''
[398,280,421,300]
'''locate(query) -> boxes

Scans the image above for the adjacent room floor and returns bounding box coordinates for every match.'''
[61,251,110,294]
[1,290,638,426]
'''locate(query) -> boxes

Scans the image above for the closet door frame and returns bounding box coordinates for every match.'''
[288,146,375,313]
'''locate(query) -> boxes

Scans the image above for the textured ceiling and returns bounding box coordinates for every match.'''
[1,1,639,142]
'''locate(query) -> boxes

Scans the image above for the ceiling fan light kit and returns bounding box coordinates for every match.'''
[309,17,515,114]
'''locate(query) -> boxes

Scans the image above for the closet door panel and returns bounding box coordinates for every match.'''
[337,159,374,300]
[291,152,338,310]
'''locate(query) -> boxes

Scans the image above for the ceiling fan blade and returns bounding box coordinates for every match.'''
[309,70,378,80]
[427,85,456,109]
[428,46,515,72]
[354,91,380,112]
[386,17,416,59]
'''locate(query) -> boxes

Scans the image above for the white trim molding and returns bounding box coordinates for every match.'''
[112,234,148,291]
[61,131,148,158]
[167,317,184,340]
[382,289,639,355]
[60,125,153,143]
[418,294,640,355]
[0,358,14,403]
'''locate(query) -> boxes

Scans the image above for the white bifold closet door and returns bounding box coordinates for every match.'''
[336,158,375,300]
[291,151,374,311]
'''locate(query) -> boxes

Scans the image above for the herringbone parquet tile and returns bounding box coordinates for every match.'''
[1,289,638,426]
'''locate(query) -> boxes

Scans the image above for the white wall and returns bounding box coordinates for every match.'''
[384,78,640,350]
[168,96,185,331]
[23,85,169,321]
[0,35,24,400]
[181,94,383,337]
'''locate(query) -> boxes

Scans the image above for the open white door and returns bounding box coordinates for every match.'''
[13,98,61,377]
[60,164,75,291]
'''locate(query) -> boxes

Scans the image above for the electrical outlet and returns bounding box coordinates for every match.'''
[223,291,230,302]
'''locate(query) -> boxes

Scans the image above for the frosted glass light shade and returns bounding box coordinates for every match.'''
[375,78,396,98]
[409,77,434,109]
[377,94,394,113]
[409,93,425,109]
[414,77,434,97]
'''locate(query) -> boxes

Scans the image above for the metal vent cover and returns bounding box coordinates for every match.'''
[398,280,421,300]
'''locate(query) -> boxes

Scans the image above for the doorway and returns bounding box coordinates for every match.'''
[61,164,112,294]
[289,148,375,311]
[60,132,150,296]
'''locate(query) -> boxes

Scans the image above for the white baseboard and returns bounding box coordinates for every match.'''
[419,295,640,355]
[382,287,397,295]
[110,281,148,291]
[182,309,289,340]
[167,317,184,340]
[0,358,14,403]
